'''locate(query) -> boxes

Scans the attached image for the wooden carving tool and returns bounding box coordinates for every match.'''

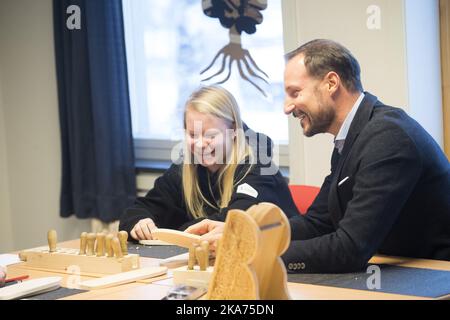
[139,239,173,246]
[79,232,87,255]
[105,234,114,257]
[111,237,123,259]
[86,233,96,256]
[47,230,57,253]
[196,247,207,271]
[96,233,105,257]
[188,244,197,270]
[200,240,209,269]
[118,231,128,255]
[151,229,201,248]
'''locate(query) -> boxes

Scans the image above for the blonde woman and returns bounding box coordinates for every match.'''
[120,85,298,241]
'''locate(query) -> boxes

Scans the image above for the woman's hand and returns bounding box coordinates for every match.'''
[130,218,157,240]
[185,219,225,253]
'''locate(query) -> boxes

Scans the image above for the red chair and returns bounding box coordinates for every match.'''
[288,185,320,215]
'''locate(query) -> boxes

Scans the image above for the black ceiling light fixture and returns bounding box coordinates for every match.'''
[200,0,269,97]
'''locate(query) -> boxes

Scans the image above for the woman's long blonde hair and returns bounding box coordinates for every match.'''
[182,85,254,219]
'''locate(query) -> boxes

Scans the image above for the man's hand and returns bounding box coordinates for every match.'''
[185,219,225,252]
[130,218,157,240]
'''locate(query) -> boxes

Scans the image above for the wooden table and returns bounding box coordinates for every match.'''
[5,240,450,300]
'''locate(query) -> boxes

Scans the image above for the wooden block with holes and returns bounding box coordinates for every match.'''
[18,246,140,275]
[172,265,214,288]
[172,240,213,288]
[18,229,140,275]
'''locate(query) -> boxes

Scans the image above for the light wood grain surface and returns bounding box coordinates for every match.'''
[5,239,450,300]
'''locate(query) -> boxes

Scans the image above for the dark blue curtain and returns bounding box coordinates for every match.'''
[53,0,136,222]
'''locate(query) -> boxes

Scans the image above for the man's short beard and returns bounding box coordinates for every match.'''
[304,87,335,137]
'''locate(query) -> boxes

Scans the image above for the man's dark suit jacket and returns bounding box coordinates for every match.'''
[282,92,450,273]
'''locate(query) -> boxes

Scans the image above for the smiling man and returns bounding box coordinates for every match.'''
[187,39,450,273]
[281,39,450,272]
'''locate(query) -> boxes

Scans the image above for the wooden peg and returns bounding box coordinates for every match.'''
[188,244,197,270]
[196,246,207,271]
[96,233,105,257]
[47,230,57,253]
[118,231,128,255]
[105,234,114,257]
[201,240,209,268]
[79,232,87,255]
[111,237,123,259]
[86,233,96,256]
[151,229,201,248]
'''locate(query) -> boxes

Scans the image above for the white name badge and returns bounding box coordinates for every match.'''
[237,183,258,198]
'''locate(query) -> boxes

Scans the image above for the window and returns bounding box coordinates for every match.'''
[123,0,288,166]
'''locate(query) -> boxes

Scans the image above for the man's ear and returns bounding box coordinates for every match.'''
[324,71,340,95]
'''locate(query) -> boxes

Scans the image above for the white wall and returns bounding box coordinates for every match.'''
[0,0,90,252]
[282,0,442,185]
[0,67,14,253]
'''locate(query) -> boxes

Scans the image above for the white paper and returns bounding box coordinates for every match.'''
[0,254,21,267]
